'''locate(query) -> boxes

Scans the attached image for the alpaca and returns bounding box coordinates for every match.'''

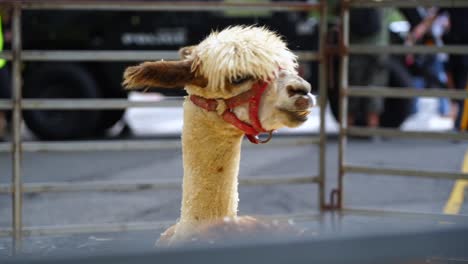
[123,26,316,245]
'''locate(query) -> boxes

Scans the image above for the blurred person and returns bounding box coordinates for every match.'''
[324,1,390,129]
[407,7,468,131]
[403,8,451,117]
[347,8,389,128]
[0,5,10,141]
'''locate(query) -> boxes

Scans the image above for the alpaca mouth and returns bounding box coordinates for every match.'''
[279,108,311,122]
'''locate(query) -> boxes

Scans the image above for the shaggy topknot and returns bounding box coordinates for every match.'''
[189,26,298,91]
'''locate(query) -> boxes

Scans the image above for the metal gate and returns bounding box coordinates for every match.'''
[337,0,468,209]
[0,0,329,249]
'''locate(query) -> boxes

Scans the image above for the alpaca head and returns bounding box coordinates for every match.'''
[123,26,315,131]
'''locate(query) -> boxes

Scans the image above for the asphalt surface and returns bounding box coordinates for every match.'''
[0,96,466,230]
[0,137,467,228]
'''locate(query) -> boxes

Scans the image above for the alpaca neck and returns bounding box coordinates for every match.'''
[180,100,244,223]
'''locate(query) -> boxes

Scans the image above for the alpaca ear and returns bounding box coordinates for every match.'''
[178,45,196,60]
[123,60,205,90]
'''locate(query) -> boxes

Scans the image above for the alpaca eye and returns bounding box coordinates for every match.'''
[231,76,251,85]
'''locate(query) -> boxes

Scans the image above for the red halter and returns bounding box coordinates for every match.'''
[189,80,273,144]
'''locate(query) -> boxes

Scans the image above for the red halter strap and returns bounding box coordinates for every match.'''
[189,80,273,144]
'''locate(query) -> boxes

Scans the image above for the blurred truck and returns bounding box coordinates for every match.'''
[21,6,319,140]
[20,3,414,139]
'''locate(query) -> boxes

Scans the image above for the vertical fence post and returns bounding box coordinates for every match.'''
[318,0,328,209]
[337,1,349,209]
[11,1,23,253]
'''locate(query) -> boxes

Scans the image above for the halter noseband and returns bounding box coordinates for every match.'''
[189,80,273,144]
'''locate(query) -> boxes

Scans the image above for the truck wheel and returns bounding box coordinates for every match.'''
[328,57,412,128]
[23,63,101,140]
[98,110,125,132]
[96,90,126,133]
[89,63,128,134]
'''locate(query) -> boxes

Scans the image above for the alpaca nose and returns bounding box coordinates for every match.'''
[286,82,311,97]
[287,82,316,109]
[294,93,316,109]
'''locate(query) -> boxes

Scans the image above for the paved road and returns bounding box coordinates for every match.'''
[0,96,465,228]
[1,137,466,228]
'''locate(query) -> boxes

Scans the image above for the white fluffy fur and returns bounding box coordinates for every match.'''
[190,26,298,92]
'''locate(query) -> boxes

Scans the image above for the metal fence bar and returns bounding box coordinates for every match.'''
[0,229,9,237]
[349,44,468,55]
[341,207,468,221]
[346,127,468,141]
[0,180,181,194]
[6,50,181,61]
[240,175,320,187]
[11,2,23,252]
[348,0,468,8]
[0,142,9,152]
[337,5,350,209]
[296,51,322,62]
[0,176,320,194]
[344,165,468,181]
[21,140,182,152]
[17,1,321,11]
[0,50,320,62]
[0,50,12,60]
[318,0,327,209]
[0,136,320,153]
[347,87,468,100]
[0,99,11,110]
[21,98,184,109]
